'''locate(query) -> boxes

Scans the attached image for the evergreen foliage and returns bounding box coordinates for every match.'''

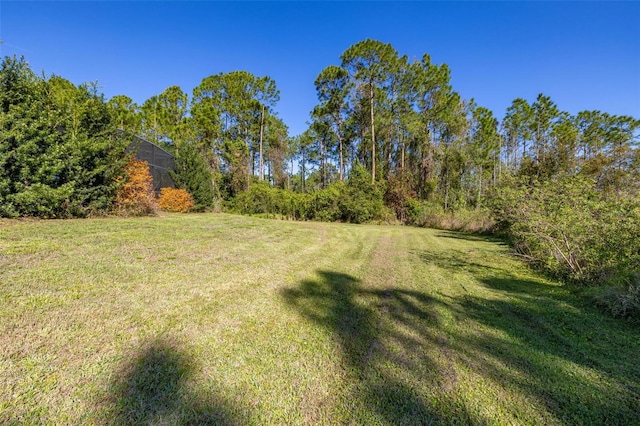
[0,56,128,218]
[170,141,214,211]
[340,163,387,223]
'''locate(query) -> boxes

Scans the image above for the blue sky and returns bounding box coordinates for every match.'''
[1,1,639,136]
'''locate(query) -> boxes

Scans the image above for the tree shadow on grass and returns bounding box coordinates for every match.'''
[453,287,640,423]
[434,230,506,245]
[107,337,247,425]
[416,248,640,424]
[282,270,483,425]
[416,249,556,298]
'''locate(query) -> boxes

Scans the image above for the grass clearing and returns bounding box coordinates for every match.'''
[1,214,638,424]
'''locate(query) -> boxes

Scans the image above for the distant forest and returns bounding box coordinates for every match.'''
[1,40,639,318]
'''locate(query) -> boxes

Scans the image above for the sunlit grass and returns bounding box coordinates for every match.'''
[1,214,638,424]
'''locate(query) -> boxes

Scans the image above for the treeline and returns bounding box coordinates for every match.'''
[104,40,639,223]
[1,40,639,317]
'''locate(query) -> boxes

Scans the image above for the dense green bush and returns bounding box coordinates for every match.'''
[231,181,276,216]
[7,183,75,218]
[492,175,640,319]
[339,164,387,223]
[309,183,343,222]
[282,190,310,220]
[0,56,128,218]
[229,164,389,224]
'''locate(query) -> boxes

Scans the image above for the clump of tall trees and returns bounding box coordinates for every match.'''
[108,71,287,206]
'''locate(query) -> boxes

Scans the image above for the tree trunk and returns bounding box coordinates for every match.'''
[301,151,306,192]
[320,137,326,188]
[401,133,405,174]
[477,165,483,209]
[259,104,265,181]
[246,127,251,189]
[370,83,376,184]
[337,115,344,181]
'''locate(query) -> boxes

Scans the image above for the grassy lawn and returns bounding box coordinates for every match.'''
[1,213,638,425]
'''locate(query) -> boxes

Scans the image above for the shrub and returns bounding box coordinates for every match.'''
[231,181,274,215]
[339,164,386,224]
[270,188,310,221]
[594,276,640,321]
[309,183,343,222]
[491,175,640,285]
[114,158,157,216]
[228,165,393,224]
[158,187,195,212]
[8,182,75,219]
[385,175,416,221]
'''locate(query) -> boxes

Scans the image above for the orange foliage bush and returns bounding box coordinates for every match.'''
[114,158,157,216]
[157,187,195,212]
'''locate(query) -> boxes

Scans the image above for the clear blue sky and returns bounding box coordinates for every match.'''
[2,1,639,136]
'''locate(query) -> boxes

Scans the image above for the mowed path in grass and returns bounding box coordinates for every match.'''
[0,214,638,425]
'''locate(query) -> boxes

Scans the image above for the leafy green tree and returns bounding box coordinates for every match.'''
[108,95,141,134]
[170,141,214,211]
[140,95,162,145]
[192,71,280,192]
[575,111,640,191]
[502,98,533,168]
[255,76,280,181]
[0,56,128,217]
[288,132,314,192]
[264,114,289,188]
[220,139,250,197]
[529,93,560,174]
[190,80,222,192]
[341,39,399,183]
[157,85,189,147]
[549,112,579,175]
[138,87,190,153]
[468,105,500,207]
[314,65,351,181]
[410,55,463,200]
[309,108,337,189]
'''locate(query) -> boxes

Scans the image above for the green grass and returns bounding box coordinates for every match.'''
[1,214,638,425]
